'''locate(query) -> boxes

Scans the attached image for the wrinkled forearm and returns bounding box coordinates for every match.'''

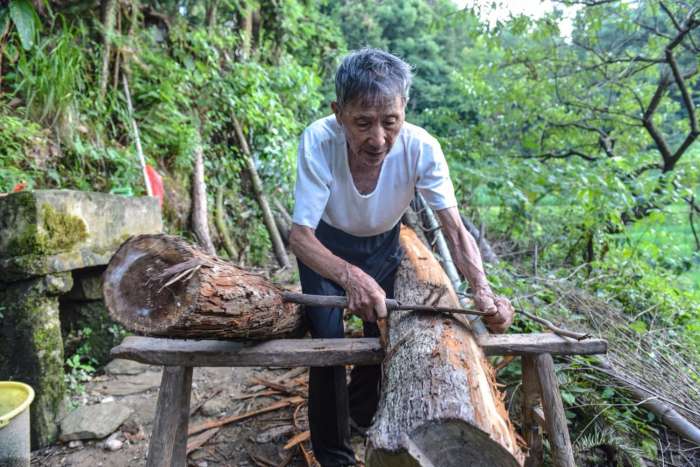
[436,207,491,293]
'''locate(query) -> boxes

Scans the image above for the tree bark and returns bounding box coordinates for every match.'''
[366,226,524,467]
[214,185,239,259]
[191,141,216,255]
[103,234,303,339]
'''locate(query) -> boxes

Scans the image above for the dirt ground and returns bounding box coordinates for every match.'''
[30,361,365,467]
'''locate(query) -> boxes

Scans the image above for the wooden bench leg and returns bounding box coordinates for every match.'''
[147,366,193,467]
[535,354,576,467]
[522,355,544,467]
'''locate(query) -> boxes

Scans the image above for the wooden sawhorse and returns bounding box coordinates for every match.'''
[111,333,607,467]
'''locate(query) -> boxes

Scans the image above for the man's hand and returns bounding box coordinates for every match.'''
[474,286,515,334]
[341,264,387,322]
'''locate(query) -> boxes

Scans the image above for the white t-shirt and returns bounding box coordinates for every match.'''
[292,115,457,237]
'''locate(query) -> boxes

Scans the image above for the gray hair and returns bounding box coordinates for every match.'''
[334,48,412,109]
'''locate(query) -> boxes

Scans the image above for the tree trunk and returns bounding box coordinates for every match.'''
[103,234,303,339]
[366,226,524,467]
[460,214,498,264]
[191,141,216,255]
[214,185,239,259]
[232,114,290,268]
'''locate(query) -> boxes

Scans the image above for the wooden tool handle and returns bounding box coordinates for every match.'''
[281,292,495,316]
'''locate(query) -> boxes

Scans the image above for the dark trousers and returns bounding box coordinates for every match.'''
[298,221,403,467]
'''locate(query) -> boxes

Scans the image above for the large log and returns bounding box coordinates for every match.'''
[103,234,303,339]
[366,226,524,467]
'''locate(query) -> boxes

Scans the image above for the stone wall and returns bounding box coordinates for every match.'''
[0,190,162,448]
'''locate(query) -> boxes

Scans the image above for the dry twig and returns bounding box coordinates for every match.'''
[188,396,304,436]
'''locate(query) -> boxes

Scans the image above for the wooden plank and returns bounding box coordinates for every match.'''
[478,333,607,356]
[535,354,575,467]
[146,366,193,467]
[522,356,544,467]
[111,334,607,367]
[112,336,384,367]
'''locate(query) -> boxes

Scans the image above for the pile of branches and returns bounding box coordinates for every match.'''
[516,274,700,465]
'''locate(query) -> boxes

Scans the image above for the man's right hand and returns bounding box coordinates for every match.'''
[341,264,387,322]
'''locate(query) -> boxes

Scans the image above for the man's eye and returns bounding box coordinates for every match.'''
[383,120,397,127]
[357,122,370,129]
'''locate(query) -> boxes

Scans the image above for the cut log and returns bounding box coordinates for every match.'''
[366,226,524,467]
[103,234,303,339]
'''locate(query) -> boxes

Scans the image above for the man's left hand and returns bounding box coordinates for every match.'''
[474,287,515,334]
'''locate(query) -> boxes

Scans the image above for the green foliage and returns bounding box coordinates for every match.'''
[0,114,46,191]
[64,328,97,396]
[10,20,86,130]
[5,0,40,50]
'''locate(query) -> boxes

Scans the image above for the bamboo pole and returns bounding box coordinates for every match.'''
[122,74,153,197]
[414,193,489,336]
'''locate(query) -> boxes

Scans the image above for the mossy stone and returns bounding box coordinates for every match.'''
[0,190,162,282]
[0,273,72,448]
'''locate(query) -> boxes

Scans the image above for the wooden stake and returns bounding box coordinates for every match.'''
[521,355,544,467]
[534,354,575,467]
[146,366,193,467]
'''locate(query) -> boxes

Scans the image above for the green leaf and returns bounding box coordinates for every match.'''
[9,0,37,50]
[630,320,648,334]
[0,8,10,37]
[561,391,575,405]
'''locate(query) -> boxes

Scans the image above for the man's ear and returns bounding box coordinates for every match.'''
[331,101,341,122]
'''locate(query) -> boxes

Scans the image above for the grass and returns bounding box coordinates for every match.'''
[625,203,700,287]
[473,200,700,290]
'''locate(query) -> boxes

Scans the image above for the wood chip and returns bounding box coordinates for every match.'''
[186,427,219,454]
[250,377,305,397]
[232,389,281,401]
[284,430,310,450]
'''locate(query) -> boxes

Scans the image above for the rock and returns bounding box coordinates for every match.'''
[101,396,115,403]
[59,402,133,441]
[254,425,295,443]
[0,190,162,281]
[200,395,232,417]
[64,268,104,301]
[103,359,149,376]
[67,440,83,449]
[104,438,123,451]
[120,395,157,427]
[0,273,72,448]
[91,371,162,396]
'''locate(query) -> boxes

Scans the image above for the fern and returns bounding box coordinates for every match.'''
[574,427,646,467]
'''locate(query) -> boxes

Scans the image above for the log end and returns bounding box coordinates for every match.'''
[366,420,522,467]
[103,234,201,335]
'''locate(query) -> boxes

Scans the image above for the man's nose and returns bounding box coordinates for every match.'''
[368,124,386,148]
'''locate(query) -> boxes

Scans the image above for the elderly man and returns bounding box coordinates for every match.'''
[289,48,514,466]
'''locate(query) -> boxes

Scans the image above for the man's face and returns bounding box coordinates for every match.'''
[332,95,405,168]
